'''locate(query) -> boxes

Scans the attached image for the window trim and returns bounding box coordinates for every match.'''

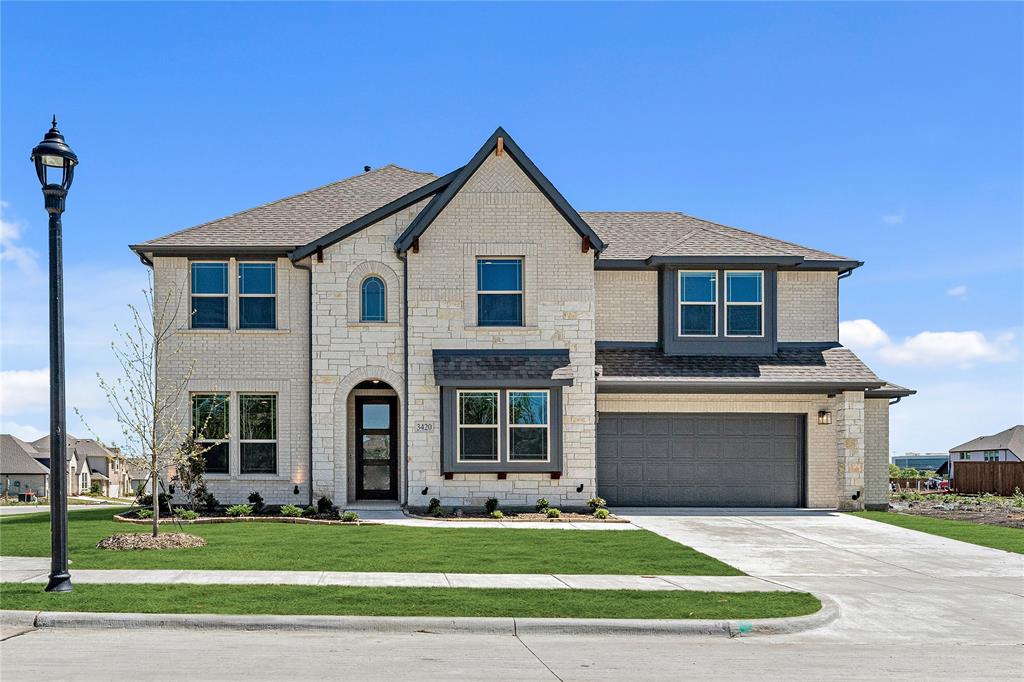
[456,389,500,463]
[190,261,229,330]
[191,392,230,475]
[476,257,524,327]
[237,261,277,330]
[677,270,718,337]
[506,389,550,463]
[724,270,765,338]
[359,275,387,323]
[238,393,278,475]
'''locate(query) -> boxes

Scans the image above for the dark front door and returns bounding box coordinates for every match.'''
[355,396,398,500]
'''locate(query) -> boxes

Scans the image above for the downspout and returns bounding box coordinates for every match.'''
[888,396,902,406]
[293,259,315,507]
[401,251,410,507]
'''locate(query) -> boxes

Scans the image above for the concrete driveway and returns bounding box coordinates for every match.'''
[619,509,1024,646]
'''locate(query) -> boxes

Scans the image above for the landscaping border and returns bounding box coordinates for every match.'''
[402,511,628,524]
[1,596,838,637]
[112,514,379,527]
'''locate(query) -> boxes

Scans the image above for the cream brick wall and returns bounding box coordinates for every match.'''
[594,271,659,343]
[596,392,855,508]
[405,152,597,509]
[152,256,310,506]
[777,271,838,342]
[864,398,890,510]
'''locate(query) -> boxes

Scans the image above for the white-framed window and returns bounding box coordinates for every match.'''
[238,262,276,329]
[360,276,386,322]
[958,453,971,460]
[983,450,1000,462]
[239,394,277,474]
[725,271,764,337]
[192,393,230,474]
[456,390,499,462]
[190,261,229,329]
[678,270,717,336]
[477,258,524,326]
[507,390,549,462]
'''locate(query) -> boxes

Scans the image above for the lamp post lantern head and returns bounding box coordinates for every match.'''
[31,116,78,193]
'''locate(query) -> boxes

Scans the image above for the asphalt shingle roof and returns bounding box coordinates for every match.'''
[596,344,881,387]
[433,350,572,385]
[949,425,1024,456]
[582,212,850,261]
[0,434,50,475]
[135,165,438,250]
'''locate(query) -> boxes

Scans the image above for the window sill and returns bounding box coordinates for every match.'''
[181,328,291,334]
[466,325,539,332]
[204,474,290,481]
[347,322,400,328]
[445,463,561,474]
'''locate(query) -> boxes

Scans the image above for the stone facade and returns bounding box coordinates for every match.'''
[595,271,659,343]
[777,271,838,343]
[835,390,866,511]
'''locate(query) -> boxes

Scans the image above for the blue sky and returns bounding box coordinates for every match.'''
[2,2,1021,454]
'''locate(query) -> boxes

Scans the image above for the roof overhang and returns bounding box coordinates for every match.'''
[595,256,864,272]
[432,349,574,387]
[596,379,885,394]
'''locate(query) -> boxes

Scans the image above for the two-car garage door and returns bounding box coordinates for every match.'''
[596,413,805,507]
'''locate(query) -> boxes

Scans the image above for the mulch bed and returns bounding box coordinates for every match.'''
[407,511,624,523]
[890,497,1024,529]
[97,533,207,550]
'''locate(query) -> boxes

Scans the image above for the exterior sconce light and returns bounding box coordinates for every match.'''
[293,485,300,495]
[818,411,833,425]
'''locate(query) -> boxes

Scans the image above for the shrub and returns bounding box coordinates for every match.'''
[490,510,504,519]
[178,509,199,521]
[202,492,219,512]
[1013,487,1024,509]
[484,498,500,514]
[280,504,303,518]
[432,505,447,518]
[226,504,253,517]
[248,491,265,515]
[546,507,561,518]
[534,498,550,513]
[138,493,172,513]
[587,496,607,511]
[593,508,610,520]
[89,482,103,496]
[341,511,359,522]
[137,508,153,519]
[888,463,901,478]
[427,497,442,514]
[301,505,318,518]
[317,496,335,516]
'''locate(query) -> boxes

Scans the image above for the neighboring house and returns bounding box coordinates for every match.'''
[948,425,1024,479]
[28,435,131,497]
[0,434,50,497]
[126,460,156,496]
[891,454,950,473]
[131,127,911,511]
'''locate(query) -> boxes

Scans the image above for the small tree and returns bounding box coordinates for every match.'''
[888,463,900,478]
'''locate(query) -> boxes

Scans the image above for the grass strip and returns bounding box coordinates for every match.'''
[0,507,740,575]
[0,583,819,620]
[851,511,1024,554]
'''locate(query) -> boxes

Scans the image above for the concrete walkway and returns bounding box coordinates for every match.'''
[0,555,782,591]
[0,504,127,517]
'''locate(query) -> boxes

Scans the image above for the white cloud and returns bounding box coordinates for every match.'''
[0,203,39,275]
[0,420,46,442]
[841,318,1018,368]
[0,368,49,413]
[881,210,905,225]
[947,285,968,299]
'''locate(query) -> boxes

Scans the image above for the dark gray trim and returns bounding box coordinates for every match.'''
[433,349,568,357]
[130,245,292,258]
[595,341,659,351]
[777,341,842,350]
[594,257,863,273]
[395,127,606,254]
[662,267,777,356]
[437,378,574,388]
[596,380,884,394]
[866,387,917,399]
[593,259,651,270]
[648,256,802,267]
[289,169,462,262]
[401,252,409,506]
[441,387,563,473]
[292,260,315,507]
[801,259,863,272]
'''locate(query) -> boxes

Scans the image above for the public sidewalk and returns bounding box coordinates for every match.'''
[0,556,788,592]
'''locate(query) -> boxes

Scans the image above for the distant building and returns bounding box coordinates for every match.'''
[891,453,949,473]
[0,434,50,497]
[949,425,1024,478]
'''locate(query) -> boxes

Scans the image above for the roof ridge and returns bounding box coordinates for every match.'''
[138,165,437,246]
[652,229,700,256]
[675,211,849,260]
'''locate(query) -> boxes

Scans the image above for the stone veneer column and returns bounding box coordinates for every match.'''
[836,390,866,511]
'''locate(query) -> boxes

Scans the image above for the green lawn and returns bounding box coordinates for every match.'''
[0,583,818,619]
[852,511,1024,554]
[0,507,740,575]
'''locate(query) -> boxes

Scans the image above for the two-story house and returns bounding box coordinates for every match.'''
[131,128,911,512]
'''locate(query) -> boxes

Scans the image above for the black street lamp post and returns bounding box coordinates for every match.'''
[31,117,78,593]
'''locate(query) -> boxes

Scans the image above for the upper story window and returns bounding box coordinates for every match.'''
[725,271,763,337]
[678,271,717,336]
[983,450,1000,462]
[238,262,276,329]
[360,276,386,322]
[192,393,229,474]
[457,390,499,462]
[477,258,523,326]
[191,262,228,329]
[240,394,277,474]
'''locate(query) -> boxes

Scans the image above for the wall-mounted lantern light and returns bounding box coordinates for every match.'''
[817,410,833,425]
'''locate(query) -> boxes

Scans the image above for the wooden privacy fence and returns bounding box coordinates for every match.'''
[953,462,1024,496]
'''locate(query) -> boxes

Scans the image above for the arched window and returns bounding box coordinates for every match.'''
[360,276,386,322]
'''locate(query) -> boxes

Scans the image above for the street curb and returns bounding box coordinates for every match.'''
[0,597,838,637]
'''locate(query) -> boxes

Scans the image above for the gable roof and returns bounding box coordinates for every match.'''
[30,434,115,465]
[0,434,50,475]
[585,212,857,268]
[949,425,1024,456]
[394,127,607,254]
[130,165,438,253]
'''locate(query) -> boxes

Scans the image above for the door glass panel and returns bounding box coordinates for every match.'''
[362,404,390,429]
[362,463,390,491]
[362,434,390,460]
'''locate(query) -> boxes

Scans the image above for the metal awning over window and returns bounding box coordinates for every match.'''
[432,350,573,388]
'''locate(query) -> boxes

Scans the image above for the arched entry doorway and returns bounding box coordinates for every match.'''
[349,380,399,501]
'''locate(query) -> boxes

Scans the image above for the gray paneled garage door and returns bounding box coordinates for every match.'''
[596,413,804,507]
